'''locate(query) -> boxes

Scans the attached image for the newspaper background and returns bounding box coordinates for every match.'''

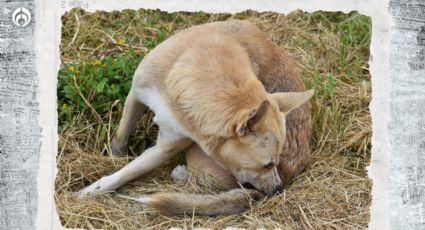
[388,0,425,229]
[0,0,40,229]
[2,0,423,229]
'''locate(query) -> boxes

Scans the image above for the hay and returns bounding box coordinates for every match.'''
[57,9,372,229]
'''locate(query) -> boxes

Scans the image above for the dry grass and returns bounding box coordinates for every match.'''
[56,9,372,229]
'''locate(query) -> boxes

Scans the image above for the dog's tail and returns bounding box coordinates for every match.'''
[123,189,265,216]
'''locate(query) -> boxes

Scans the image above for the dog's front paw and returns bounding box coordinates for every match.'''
[76,182,101,198]
[171,165,189,184]
[76,176,117,198]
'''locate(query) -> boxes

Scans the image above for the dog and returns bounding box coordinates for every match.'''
[78,20,313,216]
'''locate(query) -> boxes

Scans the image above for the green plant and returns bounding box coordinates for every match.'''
[58,49,143,130]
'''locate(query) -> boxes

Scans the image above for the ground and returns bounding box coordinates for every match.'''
[56,9,372,229]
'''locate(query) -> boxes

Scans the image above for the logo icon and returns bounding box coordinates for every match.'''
[12,7,31,27]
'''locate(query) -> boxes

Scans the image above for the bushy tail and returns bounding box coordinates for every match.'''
[140,189,265,216]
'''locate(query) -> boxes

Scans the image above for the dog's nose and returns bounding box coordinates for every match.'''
[275,185,284,194]
[242,182,256,189]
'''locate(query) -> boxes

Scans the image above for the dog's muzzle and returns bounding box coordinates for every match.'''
[242,182,284,194]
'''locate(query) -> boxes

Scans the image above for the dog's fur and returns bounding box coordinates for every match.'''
[78,20,313,216]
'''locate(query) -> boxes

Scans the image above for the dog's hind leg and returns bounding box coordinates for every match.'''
[111,90,147,156]
[185,144,238,191]
[78,131,192,195]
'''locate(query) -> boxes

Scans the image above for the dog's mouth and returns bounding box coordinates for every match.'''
[241,182,284,195]
[241,182,256,190]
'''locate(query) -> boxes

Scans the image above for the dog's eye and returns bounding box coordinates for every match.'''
[263,162,274,169]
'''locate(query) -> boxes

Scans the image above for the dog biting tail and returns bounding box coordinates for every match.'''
[136,189,265,216]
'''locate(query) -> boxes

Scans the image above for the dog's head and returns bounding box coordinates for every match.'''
[212,89,314,195]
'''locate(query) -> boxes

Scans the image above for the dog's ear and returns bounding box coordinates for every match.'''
[271,89,314,114]
[235,100,270,136]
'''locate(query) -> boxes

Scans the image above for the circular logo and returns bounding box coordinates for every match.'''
[12,7,31,27]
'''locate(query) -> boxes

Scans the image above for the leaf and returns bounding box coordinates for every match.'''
[63,85,74,99]
[96,80,106,93]
[99,125,107,143]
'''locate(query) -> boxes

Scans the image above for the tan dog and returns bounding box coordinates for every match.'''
[78,20,313,216]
